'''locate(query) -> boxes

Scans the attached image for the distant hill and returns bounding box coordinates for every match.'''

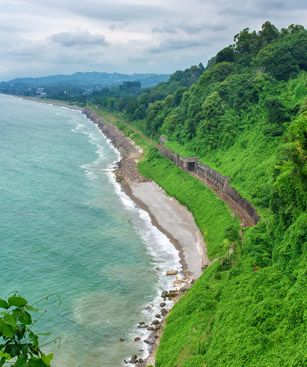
[0,71,169,98]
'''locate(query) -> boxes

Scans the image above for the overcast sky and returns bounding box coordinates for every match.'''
[0,0,306,80]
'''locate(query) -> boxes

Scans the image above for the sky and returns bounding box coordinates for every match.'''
[0,0,306,80]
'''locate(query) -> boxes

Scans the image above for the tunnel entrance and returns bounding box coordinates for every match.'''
[187,161,196,171]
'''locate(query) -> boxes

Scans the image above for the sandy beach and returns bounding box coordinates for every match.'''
[131,181,209,278]
[83,108,209,279]
[82,108,210,366]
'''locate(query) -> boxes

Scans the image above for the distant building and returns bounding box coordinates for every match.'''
[36,87,47,97]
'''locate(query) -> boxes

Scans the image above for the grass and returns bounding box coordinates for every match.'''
[138,150,239,259]
[92,107,306,367]
[93,106,239,259]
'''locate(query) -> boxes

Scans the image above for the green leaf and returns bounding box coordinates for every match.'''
[0,300,8,309]
[28,357,49,367]
[8,296,27,308]
[0,351,11,360]
[3,314,16,329]
[13,308,22,321]
[4,344,19,358]
[20,311,32,325]
[1,324,14,338]
[16,325,26,340]
[29,331,39,348]
[41,353,53,366]
[14,355,27,367]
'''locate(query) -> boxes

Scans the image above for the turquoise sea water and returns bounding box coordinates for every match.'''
[0,95,181,366]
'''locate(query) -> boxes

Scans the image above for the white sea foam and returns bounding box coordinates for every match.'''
[79,113,183,363]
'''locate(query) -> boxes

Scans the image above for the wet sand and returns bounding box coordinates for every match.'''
[131,181,209,278]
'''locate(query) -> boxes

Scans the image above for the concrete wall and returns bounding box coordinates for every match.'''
[158,145,260,226]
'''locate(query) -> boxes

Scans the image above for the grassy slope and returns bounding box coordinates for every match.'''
[96,108,238,259]
[93,72,306,367]
[166,118,279,212]
[138,150,239,258]
[153,75,306,366]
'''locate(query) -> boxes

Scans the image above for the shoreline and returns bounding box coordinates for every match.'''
[14,96,209,366]
[83,108,209,278]
[83,108,209,366]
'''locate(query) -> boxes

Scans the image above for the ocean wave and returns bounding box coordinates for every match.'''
[105,166,183,361]
[79,112,183,362]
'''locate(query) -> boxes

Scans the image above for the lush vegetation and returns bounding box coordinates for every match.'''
[0,295,53,367]
[138,148,239,258]
[3,21,305,367]
[0,72,169,101]
[95,22,306,367]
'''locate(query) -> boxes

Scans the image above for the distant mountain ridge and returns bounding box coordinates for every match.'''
[0,71,169,96]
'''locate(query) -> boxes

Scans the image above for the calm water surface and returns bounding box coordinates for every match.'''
[0,95,181,366]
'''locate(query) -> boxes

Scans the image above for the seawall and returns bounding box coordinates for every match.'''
[158,144,260,227]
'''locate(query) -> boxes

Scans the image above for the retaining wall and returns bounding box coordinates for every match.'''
[159,145,260,226]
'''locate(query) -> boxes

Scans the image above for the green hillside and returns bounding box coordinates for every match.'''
[96,22,306,367]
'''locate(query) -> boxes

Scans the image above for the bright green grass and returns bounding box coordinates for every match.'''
[156,252,306,367]
[94,106,239,258]
[166,121,279,213]
[138,150,239,259]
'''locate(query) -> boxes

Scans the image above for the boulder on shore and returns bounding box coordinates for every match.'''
[130,355,138,363]
[166,269,178,276]
[161,290,168,298]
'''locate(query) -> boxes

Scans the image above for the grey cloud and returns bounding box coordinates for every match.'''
[72,1,166,21]
[150,38,209,54]
[0,0,306,80]
[50,30,108,48]
[18,0,168,22]
[152,19,228,36]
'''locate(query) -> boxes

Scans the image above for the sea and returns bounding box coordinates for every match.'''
[0,94,182,366]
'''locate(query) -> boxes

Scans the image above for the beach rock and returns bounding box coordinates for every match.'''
[166,269,178,276]
[147,326,154,331]
[130,355,138,363]
[167,289,179,297]
[145,306,152,311]
[138,321,145,325]
[161,308,168,316]
[138,358,144,363]
[134,336,141,342]
[161,290,168,298]
[152,319,160,325]
[155,313,161,318]
[180,286,188,293]
[119,337,125,342]
[160,302,166,307]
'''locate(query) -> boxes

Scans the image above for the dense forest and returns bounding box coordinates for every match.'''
[93,22,307,367]
[0,72,169,101]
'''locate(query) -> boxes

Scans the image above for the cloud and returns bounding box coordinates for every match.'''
[150,38,209,54]
[50,30,108,48]
[0,0,306,80]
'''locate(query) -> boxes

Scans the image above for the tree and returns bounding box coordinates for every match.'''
[0,294,53,367]
[215,46,235,63]
[258,21,280,47]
